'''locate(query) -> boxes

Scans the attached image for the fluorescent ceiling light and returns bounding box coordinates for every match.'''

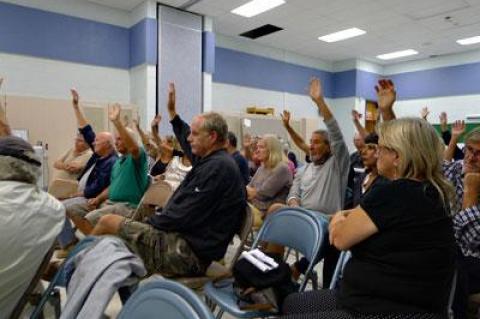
[231,0,285,18]
[376,49,418,60]
[457,36,480,46]
[318,28,366,43]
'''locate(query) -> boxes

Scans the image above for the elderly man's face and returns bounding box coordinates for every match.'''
[310,133,330,163]
[93,132,112,156]
[187,116,214,157]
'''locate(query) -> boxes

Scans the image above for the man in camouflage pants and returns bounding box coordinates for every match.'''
[90,84,246,276]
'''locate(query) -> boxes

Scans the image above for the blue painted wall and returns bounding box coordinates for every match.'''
[214,47,334,97]
[0,1,157,69]
[130,18,158,68]
[213,45,480,100]
[389,62,480,100]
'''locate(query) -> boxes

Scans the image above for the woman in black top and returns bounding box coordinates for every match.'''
[281,118,456,318]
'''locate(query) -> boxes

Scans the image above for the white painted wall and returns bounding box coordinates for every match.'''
[392,95,480,124]
[212,82,359,152]
[0,53,130,103]
[129,64,157,128]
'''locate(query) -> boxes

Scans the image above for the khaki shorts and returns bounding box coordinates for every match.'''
[118,219,208,277]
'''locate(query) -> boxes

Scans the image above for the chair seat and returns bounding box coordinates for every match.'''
[203,280,278,318]
[176,262,230,290]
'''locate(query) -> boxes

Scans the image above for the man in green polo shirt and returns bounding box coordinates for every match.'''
[68,104,149,234]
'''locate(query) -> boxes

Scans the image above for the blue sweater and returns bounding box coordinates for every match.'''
[77,125,118,199]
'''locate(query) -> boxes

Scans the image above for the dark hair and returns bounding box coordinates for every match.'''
[364,132,379,145]
[287,151,298,168]
[227,131,237,148]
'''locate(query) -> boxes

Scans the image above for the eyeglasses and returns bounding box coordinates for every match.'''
[376,144,396,155]
[463,145,480,159]
[363,143,378,150]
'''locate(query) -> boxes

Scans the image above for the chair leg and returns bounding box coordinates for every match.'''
[310,271,319,290]
[48,289,61,319]
[215,309,224,319]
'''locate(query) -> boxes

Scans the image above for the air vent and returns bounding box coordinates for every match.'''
[240,24,283,39]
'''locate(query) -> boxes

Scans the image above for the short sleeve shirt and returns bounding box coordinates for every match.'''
[108,148,149,207]
[338,178,455,314]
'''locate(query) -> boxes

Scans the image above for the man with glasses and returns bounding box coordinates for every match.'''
[444,124,480,318]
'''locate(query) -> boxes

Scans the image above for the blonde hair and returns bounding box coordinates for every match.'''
[377,117,454,207]
[261,134,286,169]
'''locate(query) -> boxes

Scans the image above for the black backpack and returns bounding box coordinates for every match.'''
[231,253,298,312]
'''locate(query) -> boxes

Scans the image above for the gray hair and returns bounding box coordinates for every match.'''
[312,129,330,145]
[201,112,228,145]
[0,155,40,184]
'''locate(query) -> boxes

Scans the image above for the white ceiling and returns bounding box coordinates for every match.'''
[88,0,480,64]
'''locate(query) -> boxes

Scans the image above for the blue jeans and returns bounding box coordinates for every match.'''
[57,197,88,248]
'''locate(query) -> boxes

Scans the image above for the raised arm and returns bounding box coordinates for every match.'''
[420,106,430,121]
[445,120,465,162]
[151,115,174,156]
[109,104,140,159]
[309,77,332,121]
[375,79,396,121]
[133,117,150,147]
[281,110,309,154]
[70,89,89,129]
[310,77,349,170]
[167,82,177,121]
[0,78,11,137]
[167,83,195,163]
[352,110,368,139]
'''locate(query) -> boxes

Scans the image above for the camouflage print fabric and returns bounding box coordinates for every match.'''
[118,218,208,277]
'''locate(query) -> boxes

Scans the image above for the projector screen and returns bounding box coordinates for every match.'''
[157,5,203,135]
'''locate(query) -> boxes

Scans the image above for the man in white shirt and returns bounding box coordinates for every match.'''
[0,136,65,319]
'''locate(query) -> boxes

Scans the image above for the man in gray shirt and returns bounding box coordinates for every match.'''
[274,77,350,287]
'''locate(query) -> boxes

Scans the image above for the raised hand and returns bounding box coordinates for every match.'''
[280,110,291,128]
[420,107,429,120]
[309,77,323,104]
[167,82,176,117]
[132,117,140,128]
[352,110,362,122]
[70,88,79,107]
[151,114,162,128]
[375,79,396,111]
[108,103,121,122]
[452,120,466,138]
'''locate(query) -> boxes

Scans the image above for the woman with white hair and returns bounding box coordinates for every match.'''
[247,134,292,225]
[280,118,455,318]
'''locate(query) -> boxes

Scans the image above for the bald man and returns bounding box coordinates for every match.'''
[56,90,118,252]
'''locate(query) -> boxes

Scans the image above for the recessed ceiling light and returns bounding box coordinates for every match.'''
[456,36,480,46]
[318,28,366,43]
[231,0,286,18]
[376,49,419,60]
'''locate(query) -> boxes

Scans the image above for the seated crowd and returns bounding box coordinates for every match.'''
[1,76,480,319]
